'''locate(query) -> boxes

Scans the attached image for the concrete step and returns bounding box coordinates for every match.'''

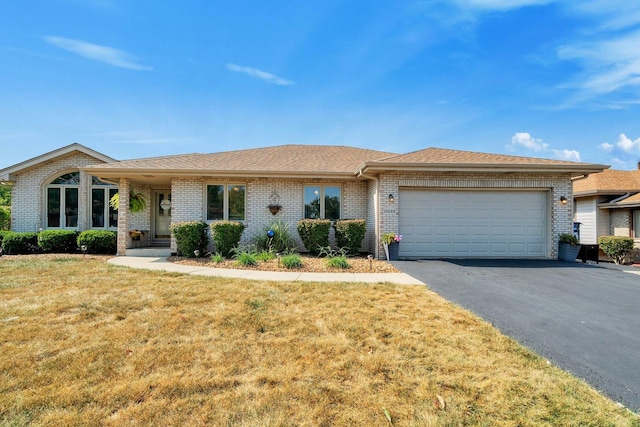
[125,247,172,257]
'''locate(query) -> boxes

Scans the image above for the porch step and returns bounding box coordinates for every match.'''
[125,247,172,257]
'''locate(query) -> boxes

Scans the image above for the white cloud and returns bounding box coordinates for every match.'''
[226,63,294,86]
[508,132,548,152]
[615,133,640,153]
[507,132,581,161]
[557,30,640,97]
[551,149,580,162]
[44,36,152,71]
[599,142,614,152]
[452,0,553,11]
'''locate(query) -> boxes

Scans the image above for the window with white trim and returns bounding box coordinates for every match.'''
[206,184,246,221]
[303,185,341,220]
[91,176,118,229]
[46,172,80,228]
[634,210,640,238]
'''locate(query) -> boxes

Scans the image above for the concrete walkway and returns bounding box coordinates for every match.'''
[108,256,425,285]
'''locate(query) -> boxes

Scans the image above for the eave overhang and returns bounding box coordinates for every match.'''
[82,167,360,184]
[355,161,608,177]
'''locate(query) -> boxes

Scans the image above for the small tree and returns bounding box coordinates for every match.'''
[598,236,634,265]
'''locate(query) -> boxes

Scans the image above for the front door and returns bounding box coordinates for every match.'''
[154,191,172,239]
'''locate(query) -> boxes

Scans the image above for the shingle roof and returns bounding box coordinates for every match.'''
[573,168,640,196]
[379,147,591,165]
[86,145,397,175]
[356,147,607,176]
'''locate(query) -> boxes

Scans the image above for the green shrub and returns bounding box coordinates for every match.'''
[233,246,258,267]
[77,230,117,254]
[281,253,303,269]
[38,230,79,253]
[1,231,39,255]
[257,250,275,262]
[211,252,225,263]
[170,221,209,258]
[0,206,10,230]
[334,219,366,255]
[0,230,10,248]
[326,255,350,269]
[598,236,634,265]
[254,220,296,253]
[210,221,245,257]
[559,233,579,245]
[297,219,331,255]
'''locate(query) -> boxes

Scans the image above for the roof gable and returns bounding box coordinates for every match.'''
[0,143,116,182]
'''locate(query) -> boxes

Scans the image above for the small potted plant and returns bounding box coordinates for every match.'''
[558,232,580,262]
[381,232,402,261]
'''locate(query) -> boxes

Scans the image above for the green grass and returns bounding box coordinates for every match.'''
[0,255,638,426]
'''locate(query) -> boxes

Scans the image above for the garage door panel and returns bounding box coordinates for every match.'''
[399,190,547,258]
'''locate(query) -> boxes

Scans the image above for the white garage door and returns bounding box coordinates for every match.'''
[398,189,547,258]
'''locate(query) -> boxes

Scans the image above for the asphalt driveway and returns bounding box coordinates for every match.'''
[393,259,640,413]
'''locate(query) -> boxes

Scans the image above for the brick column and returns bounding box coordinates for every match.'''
[117,178,130,256]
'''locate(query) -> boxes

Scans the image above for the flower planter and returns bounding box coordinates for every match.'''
[384,243,400,261]
[558,242,581,262]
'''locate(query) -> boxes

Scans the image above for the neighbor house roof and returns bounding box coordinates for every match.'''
[573,168,640,196]
[356,147,608,177]
[85,145,398,182]
[0,143,116,183]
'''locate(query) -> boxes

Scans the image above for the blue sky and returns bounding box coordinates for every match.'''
[2,0,640,169]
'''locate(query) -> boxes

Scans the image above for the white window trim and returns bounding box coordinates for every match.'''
[204,183,247,222]
[303,184,342,220]
[90,185,118,230]
[44,172,80,230]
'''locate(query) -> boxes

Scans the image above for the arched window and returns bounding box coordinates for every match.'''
[91,176,118,229]
[46,172,80,228]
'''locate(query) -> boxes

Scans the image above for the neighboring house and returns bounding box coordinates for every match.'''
[0,143,606,259]
[573,167,640,247]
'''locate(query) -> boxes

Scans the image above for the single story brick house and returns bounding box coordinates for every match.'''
[573,167,640,246]
[0,143,606,259]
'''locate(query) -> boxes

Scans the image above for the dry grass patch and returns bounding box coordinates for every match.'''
[0,255,638,426]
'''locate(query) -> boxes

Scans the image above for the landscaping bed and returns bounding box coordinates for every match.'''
[169,254,400,273]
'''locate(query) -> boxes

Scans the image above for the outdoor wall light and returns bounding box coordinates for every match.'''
[388,194,395,203]
[559,196,568,204]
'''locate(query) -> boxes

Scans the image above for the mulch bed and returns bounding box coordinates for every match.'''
[168,254,399,273]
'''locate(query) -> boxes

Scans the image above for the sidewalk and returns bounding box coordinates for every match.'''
[108,256,426,286]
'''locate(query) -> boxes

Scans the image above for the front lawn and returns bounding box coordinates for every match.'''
[0,256,637,426]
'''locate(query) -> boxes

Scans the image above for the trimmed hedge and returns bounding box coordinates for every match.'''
[1,231,39,255]
[77,230,117,254]
[171,221,209,257]
[297,219,331,255]
[210,221,245,257]
[38,230,79,253]
[334,219,366,255]
[598,236,634,265]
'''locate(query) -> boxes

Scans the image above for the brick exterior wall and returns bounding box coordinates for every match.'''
[10,152,111,232]
[165,177,370,253]
[374,172,574,259]
[610,210,631,237]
